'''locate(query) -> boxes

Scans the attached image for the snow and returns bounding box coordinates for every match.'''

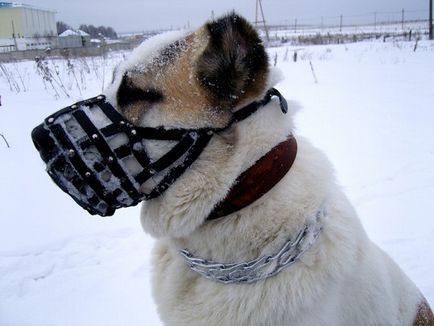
[77,30,90,37]
[59,29,90,37]
[1,38,433,325]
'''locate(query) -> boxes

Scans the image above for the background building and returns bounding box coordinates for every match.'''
[58,29,90,48]
[0,2,57,52]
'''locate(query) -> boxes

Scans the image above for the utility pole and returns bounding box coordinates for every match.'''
[11,20,18,51]
[255,0,259,26]
[401,9,405,31]
[430,0,433,40]
[255,0,270,42]
[339,14,343,32]
[374,12,377,31]
[294,19,298,33]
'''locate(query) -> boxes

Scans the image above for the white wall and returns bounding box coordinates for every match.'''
[23,7,57,38]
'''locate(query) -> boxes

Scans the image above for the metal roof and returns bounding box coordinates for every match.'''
[0,2,56,13]
[59,29,90,37]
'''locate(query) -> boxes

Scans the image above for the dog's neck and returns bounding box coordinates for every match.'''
[140,90,295,237]
[180,205,324,284]
[206,135,298,220]
[140,88,333,266]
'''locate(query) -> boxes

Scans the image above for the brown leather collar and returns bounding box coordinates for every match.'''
[207,135,297,220]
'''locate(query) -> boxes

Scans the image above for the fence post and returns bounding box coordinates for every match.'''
[430,0,433,40]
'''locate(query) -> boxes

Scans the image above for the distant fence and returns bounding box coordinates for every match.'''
[262,9,430,32]
[275,30,425,47]
[0,42,135,62]
[256,9,431,46]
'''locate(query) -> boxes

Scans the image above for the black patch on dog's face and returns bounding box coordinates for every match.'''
[116,74,163,107]
[197,12,268,108]
[116,39,186,114]
[155,39,186,66]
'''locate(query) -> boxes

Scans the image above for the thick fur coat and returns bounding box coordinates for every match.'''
[106,13,432,326]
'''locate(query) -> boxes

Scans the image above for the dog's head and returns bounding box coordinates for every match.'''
[108,12,269,130]
[106,13,273,236]
[32,13,275,228]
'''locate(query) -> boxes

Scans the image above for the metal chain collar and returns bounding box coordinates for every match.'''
[180,207,325,284]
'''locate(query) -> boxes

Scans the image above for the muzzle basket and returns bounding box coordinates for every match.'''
[31,95,144,216]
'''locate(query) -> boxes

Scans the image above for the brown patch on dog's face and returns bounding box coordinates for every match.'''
[117,29,231,128]
[116,12,269,129]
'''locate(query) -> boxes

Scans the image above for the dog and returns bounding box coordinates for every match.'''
[105,12,433,326]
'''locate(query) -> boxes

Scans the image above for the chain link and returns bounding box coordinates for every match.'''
[179,207,325,284]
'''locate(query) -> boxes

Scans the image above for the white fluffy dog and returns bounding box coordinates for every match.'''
[107,13,432,326]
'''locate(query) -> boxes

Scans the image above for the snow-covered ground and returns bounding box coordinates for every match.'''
[0,39,433,325]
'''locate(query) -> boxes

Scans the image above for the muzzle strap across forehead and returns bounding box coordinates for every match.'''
[32,88,288,217]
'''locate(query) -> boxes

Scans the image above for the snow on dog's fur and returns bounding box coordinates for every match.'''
[106,13,432,325]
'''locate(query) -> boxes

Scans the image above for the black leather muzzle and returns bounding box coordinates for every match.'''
[31,89,287,217]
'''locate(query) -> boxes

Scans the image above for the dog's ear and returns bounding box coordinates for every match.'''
[197,12,269,108]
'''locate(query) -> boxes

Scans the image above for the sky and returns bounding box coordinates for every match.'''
[25,0,430,33]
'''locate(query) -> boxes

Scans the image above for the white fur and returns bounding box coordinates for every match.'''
[107,38,426,325]
[105,29,190,107]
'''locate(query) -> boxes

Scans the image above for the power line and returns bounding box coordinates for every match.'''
[270,9,429,25]
[274,7,429,37]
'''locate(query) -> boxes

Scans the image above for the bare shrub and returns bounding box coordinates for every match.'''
[0,133,10,148]
[0,63,21,93]
[35,56,70,98]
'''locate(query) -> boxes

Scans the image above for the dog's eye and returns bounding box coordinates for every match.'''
[117,74,163,107]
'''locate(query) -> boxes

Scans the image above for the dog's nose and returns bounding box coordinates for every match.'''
[31,124,58,163]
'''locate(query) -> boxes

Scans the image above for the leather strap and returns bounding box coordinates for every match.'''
[207,135,297,220]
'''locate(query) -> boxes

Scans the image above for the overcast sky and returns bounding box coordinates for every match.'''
[27,0,430,33]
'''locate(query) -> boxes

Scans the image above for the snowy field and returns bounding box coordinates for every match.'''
[1,39,434,325]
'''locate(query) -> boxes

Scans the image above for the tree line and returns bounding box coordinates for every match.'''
[56,21,118,39]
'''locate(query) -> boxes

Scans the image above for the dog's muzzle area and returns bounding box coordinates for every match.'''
[31,95,215,216]
[31,89,288,217]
